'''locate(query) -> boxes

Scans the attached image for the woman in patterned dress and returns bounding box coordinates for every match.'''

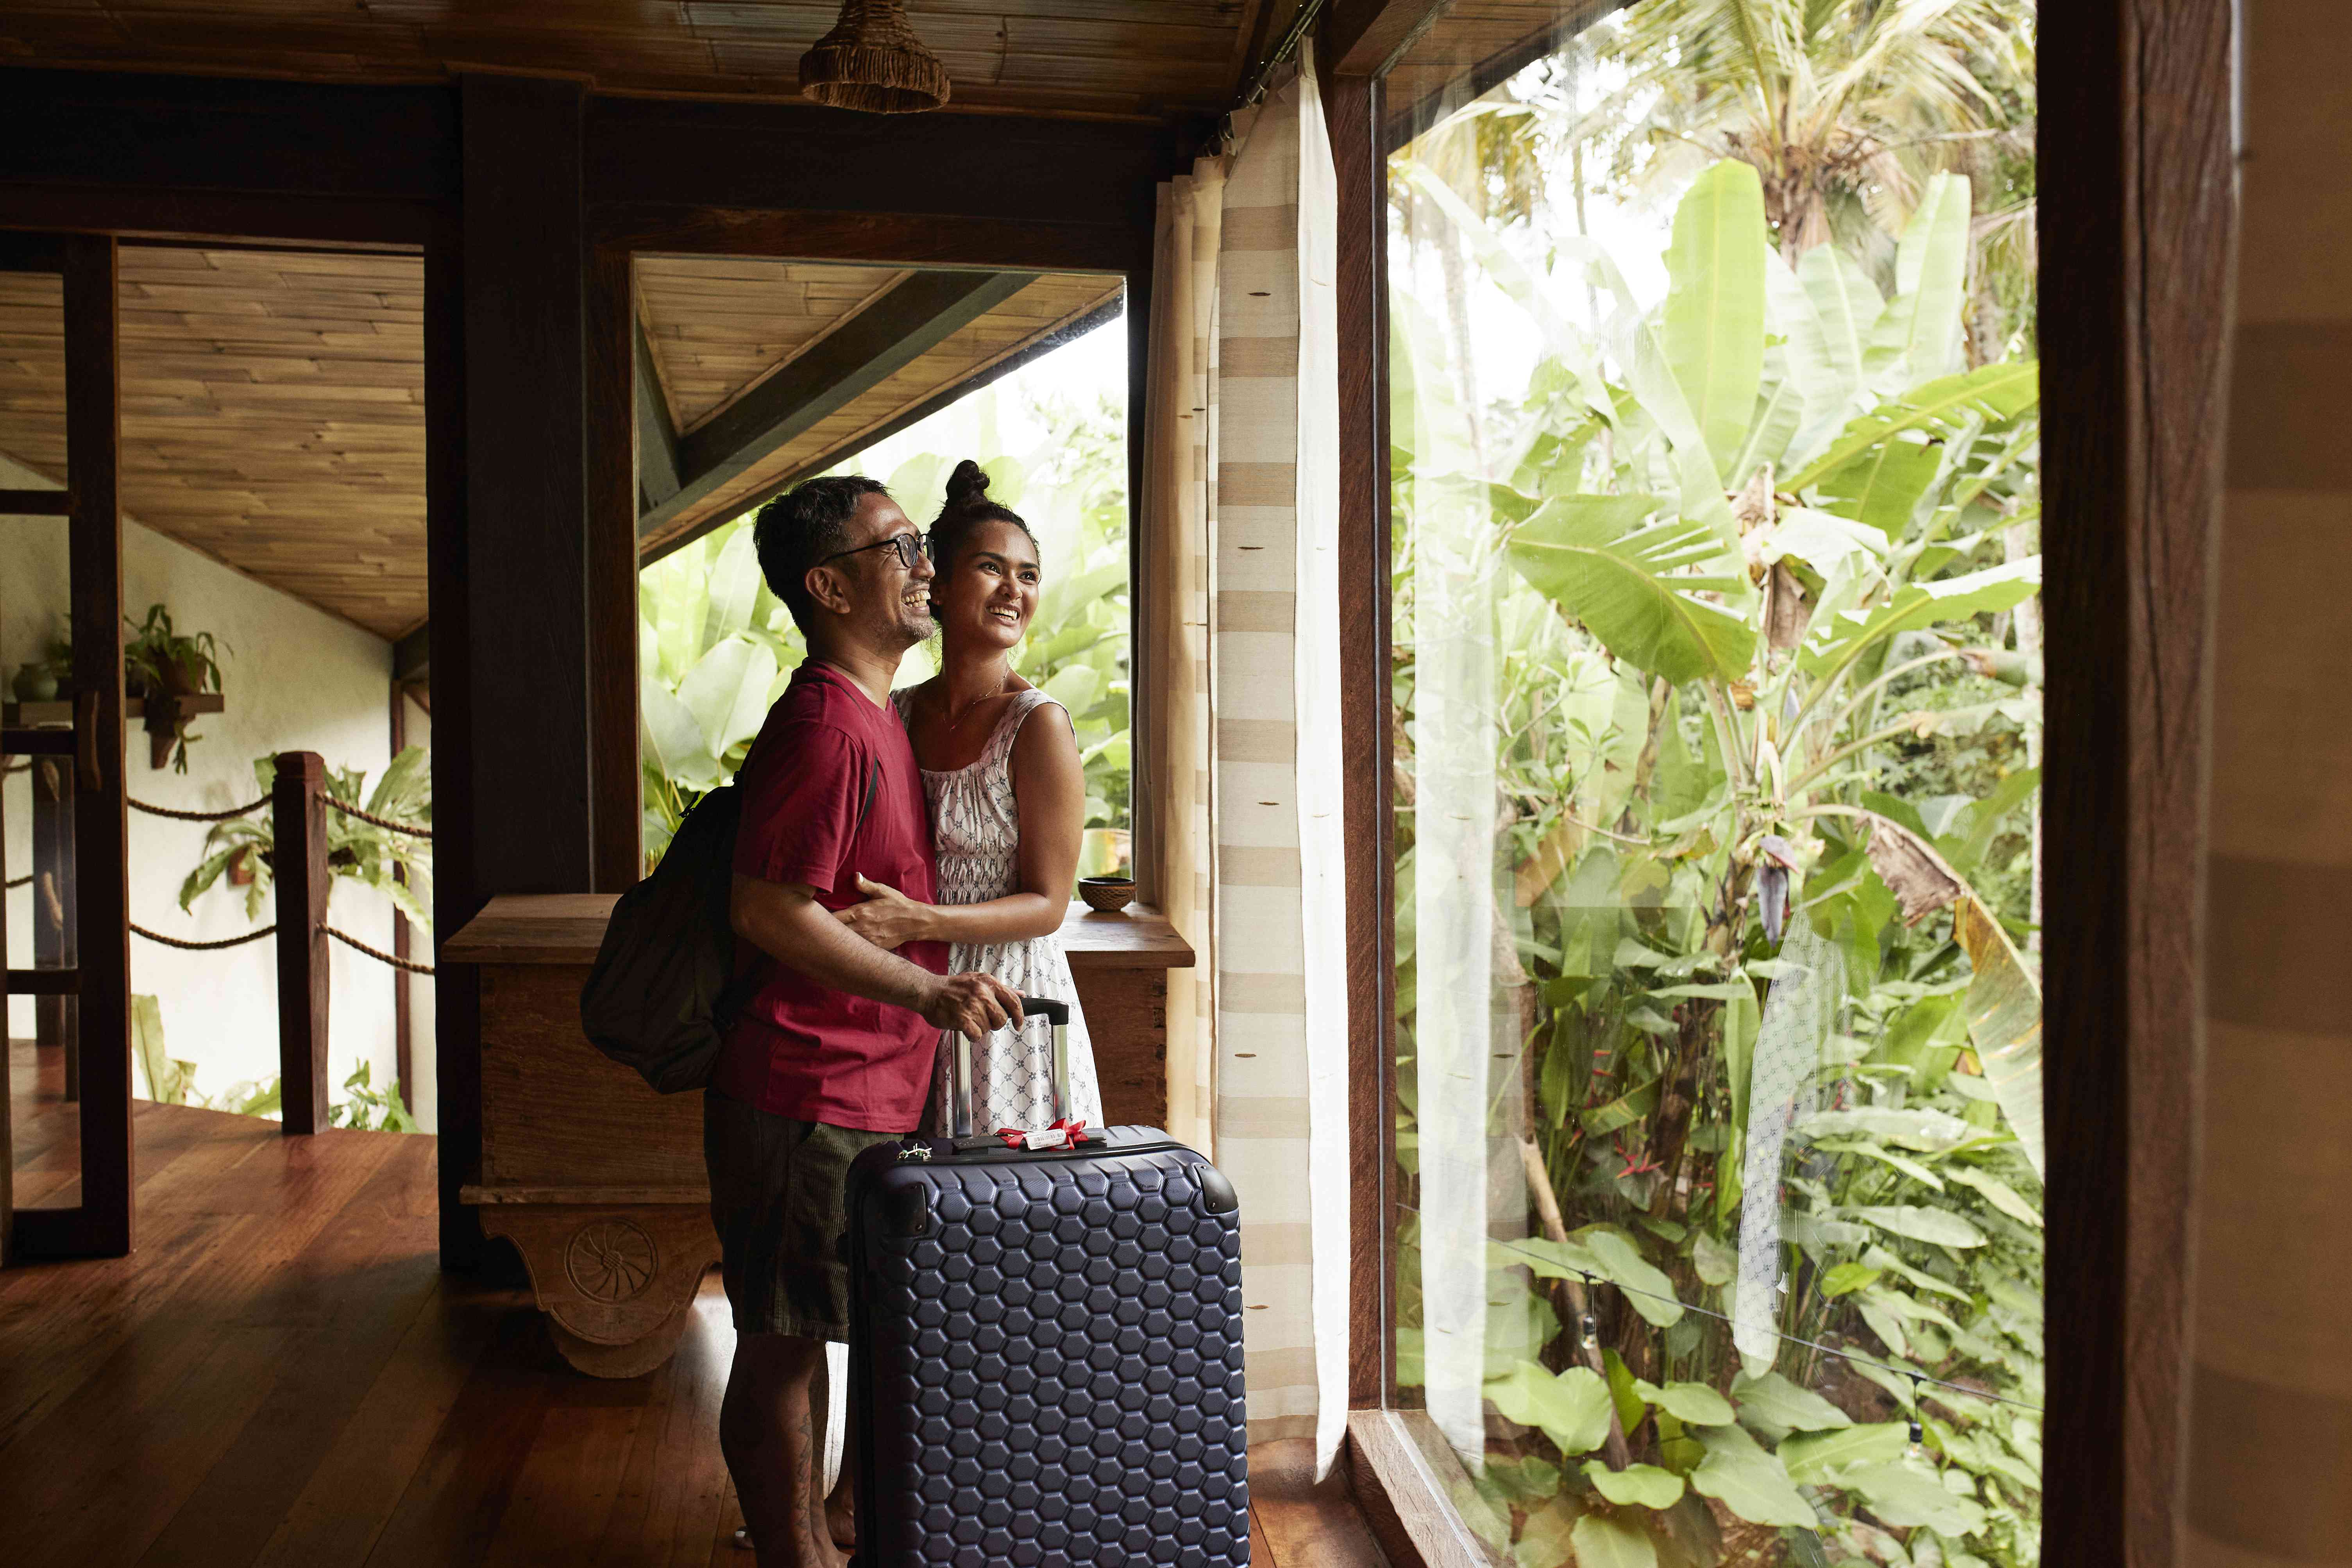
[833,460,1103,1135]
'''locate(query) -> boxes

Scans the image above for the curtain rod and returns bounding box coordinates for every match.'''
[1216,0,1334,150]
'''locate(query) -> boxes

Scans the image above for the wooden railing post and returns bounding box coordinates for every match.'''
[273,750,329,1134]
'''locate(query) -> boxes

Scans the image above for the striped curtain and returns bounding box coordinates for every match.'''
[1200,58,1351,1470]
[1143,157,1224,1160]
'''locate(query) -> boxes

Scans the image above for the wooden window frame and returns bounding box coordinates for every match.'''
[1325,4,2236,1565]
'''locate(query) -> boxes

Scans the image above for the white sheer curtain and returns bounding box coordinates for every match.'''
[1147,57,1350,1476]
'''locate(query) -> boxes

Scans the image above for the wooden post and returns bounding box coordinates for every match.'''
[273,750,329,1135]
[63,232,131,1258]
[389,681,411,1102]
[31,756,77,1098]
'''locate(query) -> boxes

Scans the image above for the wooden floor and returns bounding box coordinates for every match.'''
[2,1061,1386,1567]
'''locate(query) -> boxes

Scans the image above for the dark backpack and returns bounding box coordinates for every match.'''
[579,756,879,1093]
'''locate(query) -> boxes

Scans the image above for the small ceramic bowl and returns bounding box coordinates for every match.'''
[1077,875,1136,914]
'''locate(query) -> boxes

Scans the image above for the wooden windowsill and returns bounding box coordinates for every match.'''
[442,891,1195,971]
[1344,1409,1502,1568]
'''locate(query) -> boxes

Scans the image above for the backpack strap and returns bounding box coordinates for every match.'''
[855,751,880,831]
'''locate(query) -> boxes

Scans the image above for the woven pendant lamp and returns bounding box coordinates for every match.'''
[799,0,951,114]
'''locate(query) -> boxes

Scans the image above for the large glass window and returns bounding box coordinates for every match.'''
[1386,5,2043,1562]
[636,282,1131,883]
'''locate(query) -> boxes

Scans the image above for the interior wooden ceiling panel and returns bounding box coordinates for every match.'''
[635,263,1123,552]
[637,258,910,431]
[0,247,430,642]
[0,0,1258,116]
[0,248,1120,641]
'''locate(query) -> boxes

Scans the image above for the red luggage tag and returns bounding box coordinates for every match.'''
[997,1117,1094,1151]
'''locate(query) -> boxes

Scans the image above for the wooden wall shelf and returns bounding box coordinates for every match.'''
[2,693,227,769]
[4,694,223,727]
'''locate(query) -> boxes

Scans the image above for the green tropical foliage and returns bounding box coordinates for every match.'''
[1392,152,2042,1567]
[637,388,1133,876]
[330,1060,419,1132]
[177,745,434,931]
[132,992,414,1129]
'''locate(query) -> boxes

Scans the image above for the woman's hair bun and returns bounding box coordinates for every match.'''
[944,459,991,509]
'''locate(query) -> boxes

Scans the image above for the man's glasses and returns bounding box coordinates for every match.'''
[816,532,927,572]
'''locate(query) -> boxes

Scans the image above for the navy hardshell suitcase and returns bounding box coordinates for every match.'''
[845,997,1250,1567]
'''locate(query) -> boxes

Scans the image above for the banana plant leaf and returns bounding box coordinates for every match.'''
[1506,496,1755,685]
[1866,172,1974,395]
[1786,360,2041,494]
[1956,893,2046,1179]
[1660,159,1768,478]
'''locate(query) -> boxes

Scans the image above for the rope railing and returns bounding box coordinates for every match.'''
[132,921,278,951]
[324,923,435,976]
[123,917,432,974]
[12,750,436,1135]
[321,794,432,839]
[129,794,268,822]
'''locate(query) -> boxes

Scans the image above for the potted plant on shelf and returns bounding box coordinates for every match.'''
[10,628,70,706]
[123,603,226,772]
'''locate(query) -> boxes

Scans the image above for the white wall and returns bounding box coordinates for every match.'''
[3,454,426,1126]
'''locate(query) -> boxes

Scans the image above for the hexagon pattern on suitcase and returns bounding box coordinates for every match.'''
[856,1144,1251,1568]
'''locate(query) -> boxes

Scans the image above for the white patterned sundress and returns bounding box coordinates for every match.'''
[896,686,1102,1135]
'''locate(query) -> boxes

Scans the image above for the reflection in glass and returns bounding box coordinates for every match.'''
[1388,5,2043,1561]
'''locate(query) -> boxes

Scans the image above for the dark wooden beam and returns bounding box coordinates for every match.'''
[393,623,430,683]
[591,204,1142,275]
[30,233,132,1259]
[0,489,70,513]
[390,684,412,1110]
[272,751,331,1137]
[30,758,77,1080]
[2039,1,2234,1563]
[585,97,1183,230]
[0,232,64,273]
[637,269,1037,544]
[0,69,456,202]
[1321,0,1450,77]
[0,188,438,249]
[635,318,682,510]
[4,969,79,997]
[460,72,593,895]
[587,243,641,892]
[424,208,486,1271]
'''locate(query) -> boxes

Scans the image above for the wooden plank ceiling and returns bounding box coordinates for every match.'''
[0,247,1119,641]
[0,247,431,641]
[0,0,1261,118]
[635,258,1124,554]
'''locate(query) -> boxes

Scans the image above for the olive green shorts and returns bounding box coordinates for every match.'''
[703,1089,904,1341]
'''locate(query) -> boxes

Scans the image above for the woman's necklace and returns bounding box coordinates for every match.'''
[942,667,1014,732]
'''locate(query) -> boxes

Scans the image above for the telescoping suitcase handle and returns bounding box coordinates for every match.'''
[948,995,1076,1148]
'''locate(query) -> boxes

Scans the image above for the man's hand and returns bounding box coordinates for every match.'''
[835,874,935,951]
[921,971,1023,1042]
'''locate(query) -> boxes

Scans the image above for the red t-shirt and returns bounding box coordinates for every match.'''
[714,661,947,1131]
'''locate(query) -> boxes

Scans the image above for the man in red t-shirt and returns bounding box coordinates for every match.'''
[710,475,1020,1568]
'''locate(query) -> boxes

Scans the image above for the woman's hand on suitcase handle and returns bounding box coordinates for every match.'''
[921,971,1024,1041]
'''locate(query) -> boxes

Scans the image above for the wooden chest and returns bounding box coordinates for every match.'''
[443,894,1193,1376]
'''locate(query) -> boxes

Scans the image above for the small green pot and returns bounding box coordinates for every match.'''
[11,663,58,703]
